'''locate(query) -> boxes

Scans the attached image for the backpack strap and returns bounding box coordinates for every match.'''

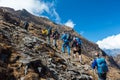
[52,30,60,39]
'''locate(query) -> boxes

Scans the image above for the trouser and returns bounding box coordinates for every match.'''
[46,36,50,44]
[62,43,70,55]
[53,39,57,48]
[98,73,107,80]
[73,47,82,62]
[25,26,28,31]
[73,48,81,55]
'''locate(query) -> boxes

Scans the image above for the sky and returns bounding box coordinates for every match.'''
[0,0,120,49]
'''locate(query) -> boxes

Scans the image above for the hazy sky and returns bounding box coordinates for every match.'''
[0,0,120,49]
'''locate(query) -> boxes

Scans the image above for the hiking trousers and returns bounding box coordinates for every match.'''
[62,43,70,55]
[46,36,50,44]
[53,39,57,48]
[98,73,107,80]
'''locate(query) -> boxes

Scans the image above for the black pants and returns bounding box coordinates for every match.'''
[73,47,81,55]
[98,73,107,80]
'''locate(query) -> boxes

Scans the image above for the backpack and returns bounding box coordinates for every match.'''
[61,33,69,44]
[66,33,72,41]
[75,37,82,46]
[52,30,60,39]
[24,21,29,29]
[96,57,108,73]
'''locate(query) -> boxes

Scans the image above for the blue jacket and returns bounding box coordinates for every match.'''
[91,57,108,73]
[61,33,69,44]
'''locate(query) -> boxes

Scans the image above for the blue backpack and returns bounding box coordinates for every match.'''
[75,37,82,45]
[61,33,70,43]
[96,57,108,73]
[52,30,60,39]
[66,33,71,40]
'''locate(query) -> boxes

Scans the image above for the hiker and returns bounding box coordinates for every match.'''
[71,36,82,63]
[61,32,72,57]
[91,52,109,80]
[41,28,48,37]
[52,29,60,48]
[23,21,29,31]
[46,26,52,44]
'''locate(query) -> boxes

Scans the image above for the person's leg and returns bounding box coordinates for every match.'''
[25,63,29,75]
[73,50,76,58]
[62,43,65,53]
[78,49,82,63]
[46,36,48,44]
[102,73,107,80]
[54,39,57,48]
[98,73,106,80]
[53,39,57,48]
[98,73,102,80]
[53,39,55,46]
[48,36,50,44]
[47,36,50,44]
[67,44,70,56]
[79,54,82,63]
[25,26,28,31]
[73,50,77,61]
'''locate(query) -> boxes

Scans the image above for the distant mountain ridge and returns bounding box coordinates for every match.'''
[103,49,120,56]
[103,49,120,68]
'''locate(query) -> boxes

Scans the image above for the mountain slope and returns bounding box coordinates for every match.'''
[103,49,120,56]
[0,7,120,80]
[103,49,120,69]
[113,54,120,68]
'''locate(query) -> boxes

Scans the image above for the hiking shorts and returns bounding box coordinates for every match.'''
[98,73,107,80]
[73,47,81,55]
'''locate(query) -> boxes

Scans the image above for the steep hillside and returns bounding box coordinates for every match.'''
[113,54,120,67]
[0,7,120,80]
[103,49,120,68]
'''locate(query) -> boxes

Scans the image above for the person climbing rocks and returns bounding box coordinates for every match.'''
[61,31,72,58]
[46,26,52,44]
[52,29,60,48]
[71,36,82,63]
[41,28,48,37]
[23,21,29,31]
[91,52,109,80]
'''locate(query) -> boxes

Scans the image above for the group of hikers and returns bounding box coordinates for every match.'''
[41,26,83,64]
[23,22,109,80]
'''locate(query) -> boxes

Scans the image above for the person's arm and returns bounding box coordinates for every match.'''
[61,34,65,40]
[91,59,97,69]
[71,41,75,47]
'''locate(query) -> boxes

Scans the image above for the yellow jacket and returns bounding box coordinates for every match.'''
[42,29,48,35]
